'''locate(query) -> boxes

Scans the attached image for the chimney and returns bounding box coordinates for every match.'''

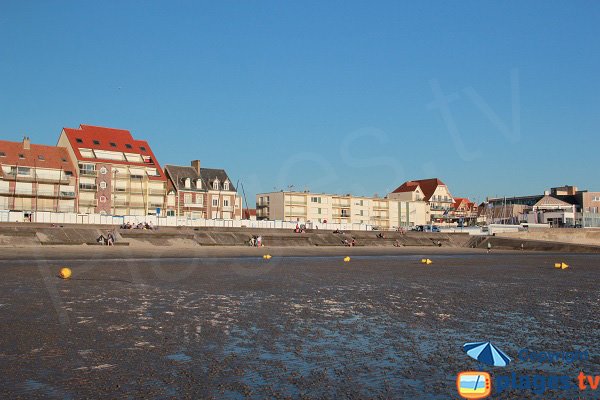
[23,136,31,150]
[191,160,201,175]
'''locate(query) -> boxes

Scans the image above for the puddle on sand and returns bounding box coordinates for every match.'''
[165,353,192,362]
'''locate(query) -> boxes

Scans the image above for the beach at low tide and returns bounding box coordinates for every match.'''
[0,249,598,399]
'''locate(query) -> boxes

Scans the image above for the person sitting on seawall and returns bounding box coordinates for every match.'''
[342,239,350,247]
[351,238,356,247]
[376,233,385,239]
[257,235,263,247]
[97,234,107,245]
[107,232,115,246]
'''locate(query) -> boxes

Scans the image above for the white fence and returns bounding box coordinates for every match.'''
[0,210,374,231]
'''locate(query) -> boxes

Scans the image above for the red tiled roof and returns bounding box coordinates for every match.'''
[0,139,76,173]
[452,197,474,209]
[392,178,446,201]
[61,124,166,181]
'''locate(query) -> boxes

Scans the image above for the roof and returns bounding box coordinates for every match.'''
[452,197,474,209]
[0,139,76,175]
[60,124,165,181]
[533,195,574,209]
[164,164,235,192]
[392,178,447,201]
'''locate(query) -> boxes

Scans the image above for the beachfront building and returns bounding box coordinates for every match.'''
[0,137,77,214]
[164,160,242,219]
[451,197,477,225]
[389,178,454,223]
[57,124,167,216]
[255,191,427,228]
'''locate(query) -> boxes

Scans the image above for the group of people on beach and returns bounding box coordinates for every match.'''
[120,221,155,230]
[249,235,263,247]
[342,238,357,247]
[97,231,116,246]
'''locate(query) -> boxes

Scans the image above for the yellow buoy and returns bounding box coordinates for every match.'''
[426,259,432,265]
[59,267,72,279]
[561,262,568,269]
[421,258,427,264]
[554,263,561,268]
[343,256,351,262]
[265,254,272,260]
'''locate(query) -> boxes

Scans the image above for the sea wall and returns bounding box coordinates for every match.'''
[0,224,471,248]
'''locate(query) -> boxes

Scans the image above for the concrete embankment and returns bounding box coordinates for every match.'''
[0,224,470,248]
[496,228,600,246]
[469,235,600,253]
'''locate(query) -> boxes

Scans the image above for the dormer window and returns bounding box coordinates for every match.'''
[93,140,100,145]
[76,138,83,143]
[213,180,219,190]
[196,180,202,189]
[184,178,191,188]
[223,181,229,191]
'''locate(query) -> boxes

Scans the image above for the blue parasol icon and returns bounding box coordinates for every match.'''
[463,342,511,367]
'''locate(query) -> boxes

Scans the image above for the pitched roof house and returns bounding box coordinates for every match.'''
[164,160,241,220]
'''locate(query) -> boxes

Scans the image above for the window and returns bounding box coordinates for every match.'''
[212,198,219,207]
[64,171,73,176]
[110,142,117,147]
[140,146,146,152]
[0,152,5,157]
[185,178,191,188]
[38,155,46,161]
[223,199,230,207]
[195,194,203,204]
[311,197,321,203]
[76,138,83,143]
[93,140,100,145]
[61,158,67,162]
[19,154,25,159]
[593,196,600,202]
[17,167,30,175]
[223,181,229,191]
[99,195,107,203]
[100,167,108,175]
[125,144,132,149]
[184,193,192,204]
[196,180,202,189]
[213,181,219,190]
[317,208,322,214]
[99,181,107,189]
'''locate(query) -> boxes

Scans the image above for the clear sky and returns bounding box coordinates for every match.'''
[1,1,599,204]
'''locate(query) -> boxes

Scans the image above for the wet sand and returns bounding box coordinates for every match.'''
[0,251,599,399]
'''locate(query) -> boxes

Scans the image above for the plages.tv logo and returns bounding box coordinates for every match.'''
[457,371,492,399]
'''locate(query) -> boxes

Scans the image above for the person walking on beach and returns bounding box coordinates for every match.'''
[487,242,492,253]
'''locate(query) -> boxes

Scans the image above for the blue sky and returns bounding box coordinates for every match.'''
[1,1,599,204]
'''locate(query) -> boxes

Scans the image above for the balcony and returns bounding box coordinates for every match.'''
[148,189,165,195]
[285,201,307,206]
[256,203,270,208]
[79,170,97,177]
[79,185,97,192]
[3,173,71,184]
[183,202,205,208]
[332,213,351,218]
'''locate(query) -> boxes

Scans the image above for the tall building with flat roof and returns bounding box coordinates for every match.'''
[0,137,77,213]
[256,191,427,228]
[57,124,166,216]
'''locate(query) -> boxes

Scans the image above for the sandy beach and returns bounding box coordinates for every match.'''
[0,249,598,399]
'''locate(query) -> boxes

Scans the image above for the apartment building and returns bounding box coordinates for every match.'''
[389,178,454,223]
[0,137,77,213]
[256,191,426,228]
[164,160,242,219]
[57,124,166,216]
